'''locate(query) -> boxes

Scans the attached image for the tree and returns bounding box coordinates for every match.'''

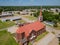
[56,9,58,12]
[53,19,58,27]
[42,10,55,21]
[0,8,3,14]
[33,10,40,17]
[47,17,53,22]
[17,12,20,14]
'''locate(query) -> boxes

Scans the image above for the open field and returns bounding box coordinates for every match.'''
[18,20,26,23]
[14,14,20,16]
[0,21,15,29]
[23,15,37,20]
[0,30,18,45]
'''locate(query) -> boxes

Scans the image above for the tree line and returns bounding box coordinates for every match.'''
[0,6,60,11]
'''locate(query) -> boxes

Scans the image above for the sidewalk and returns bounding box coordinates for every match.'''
[8,25,18,33]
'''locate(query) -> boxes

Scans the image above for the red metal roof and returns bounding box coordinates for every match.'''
[16,21,45,37]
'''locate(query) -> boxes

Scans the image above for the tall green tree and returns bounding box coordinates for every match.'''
[33,10,40,17]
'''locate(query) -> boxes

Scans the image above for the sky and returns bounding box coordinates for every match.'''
[0,0,60,6]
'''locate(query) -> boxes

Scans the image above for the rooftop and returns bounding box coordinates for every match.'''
[16,21,45,37]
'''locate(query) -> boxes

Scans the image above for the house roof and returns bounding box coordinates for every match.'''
[16,21,45,37]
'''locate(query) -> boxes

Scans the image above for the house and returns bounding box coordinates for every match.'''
[56,8,60,13]
[0,16,21,22]
[20,11,28,15]
[13,11,20,14]
[20,9,37,15]
[50,8,60,13]
[16,8,46,45]
[0,12,13,18]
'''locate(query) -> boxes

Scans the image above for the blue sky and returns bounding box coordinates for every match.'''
[0,0,60,6]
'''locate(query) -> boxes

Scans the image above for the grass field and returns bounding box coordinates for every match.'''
[14,14,20,16]
[18,20,26,23]
[0,21,15,29]
[23,15,37,20]
[0,30,19,45]
[28,42,32,45]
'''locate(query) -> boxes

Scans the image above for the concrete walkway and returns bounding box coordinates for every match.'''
[33,33,59,45]
[8,25,18,33]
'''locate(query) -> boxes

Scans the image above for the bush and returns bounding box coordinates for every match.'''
[0,20,2,23]
[53,19,58,27]
[53,23,58,27]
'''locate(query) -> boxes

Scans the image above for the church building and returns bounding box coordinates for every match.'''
[16,8,46,45]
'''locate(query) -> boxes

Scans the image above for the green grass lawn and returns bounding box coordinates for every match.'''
[28,42,32,45]
[18,20,26,23]
[59,43,60,45]
[23,15,37,20]
[0,30,19,45]
[0,21,15,29]
[35,31,48,42]
[14,14,20,16]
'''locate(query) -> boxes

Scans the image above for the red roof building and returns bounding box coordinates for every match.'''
[16,21,45,37]
[16,8,46,45]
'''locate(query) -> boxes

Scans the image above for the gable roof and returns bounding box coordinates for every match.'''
[16,21,45,37]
